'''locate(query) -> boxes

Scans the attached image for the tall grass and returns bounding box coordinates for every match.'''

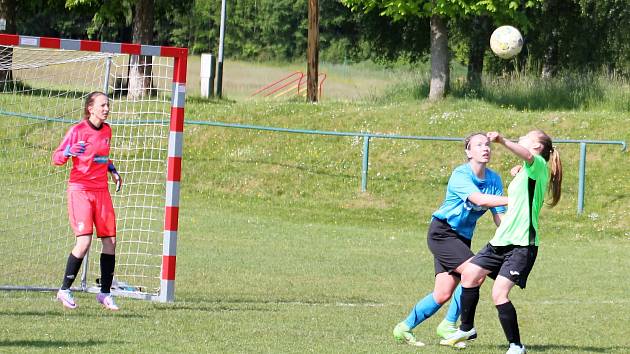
[453,71,630,112]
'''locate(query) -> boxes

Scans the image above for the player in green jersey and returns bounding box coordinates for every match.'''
[441,130,563,354]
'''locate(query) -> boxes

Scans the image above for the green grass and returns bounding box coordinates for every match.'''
[1,60,630,353]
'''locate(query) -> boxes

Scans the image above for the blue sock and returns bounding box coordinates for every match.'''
[403,292,442,329]
[445,284,462,323]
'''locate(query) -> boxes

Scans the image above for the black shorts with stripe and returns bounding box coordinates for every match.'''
[471,243,538,289]
[426,218,474,276]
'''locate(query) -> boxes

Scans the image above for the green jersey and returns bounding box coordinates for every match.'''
[490,155,549,246]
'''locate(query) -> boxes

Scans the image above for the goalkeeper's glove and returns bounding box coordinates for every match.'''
[63,141,86,157]
[108,163,122,192]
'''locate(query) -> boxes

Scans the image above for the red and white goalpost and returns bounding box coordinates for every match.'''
[0,34,186,302]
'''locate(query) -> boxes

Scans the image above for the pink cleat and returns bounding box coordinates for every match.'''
[96,293,120,311]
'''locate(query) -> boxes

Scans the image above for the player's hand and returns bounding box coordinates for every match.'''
[111,171,122,192]
[108,163,122,192]
[486,132,504,144]
[63,141,86,157]
[510,165,522,176]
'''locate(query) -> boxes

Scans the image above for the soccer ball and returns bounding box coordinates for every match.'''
[490,26,523,59]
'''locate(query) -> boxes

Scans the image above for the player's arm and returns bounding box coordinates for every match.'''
[52,128,85,166]
[510,165,522,176]
[487,132,533,164]
[108,161,122,192]
[450,168,508,208]
[467,192,508,208]
[492,213,503,227]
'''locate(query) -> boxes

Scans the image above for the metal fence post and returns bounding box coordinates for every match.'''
[577,142,586,214]
[361,136,370,192]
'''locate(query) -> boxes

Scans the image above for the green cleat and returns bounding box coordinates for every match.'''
[392,322,425,347]
[436,319,458,339]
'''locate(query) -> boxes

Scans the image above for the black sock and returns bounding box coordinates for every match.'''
[460,286,480,331]
[497,301,521,346]
[99,253,116,294]
[61,253,83,290]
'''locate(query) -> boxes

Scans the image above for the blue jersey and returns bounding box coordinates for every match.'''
[432,163,506,240]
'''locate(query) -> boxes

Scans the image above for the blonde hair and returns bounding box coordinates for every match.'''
[532,130,563,207]
[83,91,107,120]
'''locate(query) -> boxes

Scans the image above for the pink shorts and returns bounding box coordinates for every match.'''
[67,190,116,237]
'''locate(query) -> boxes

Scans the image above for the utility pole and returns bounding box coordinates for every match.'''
[307,0,319,102]
[217,0,227,98]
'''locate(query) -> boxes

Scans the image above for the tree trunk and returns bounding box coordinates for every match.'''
[0,0,16,90]
[541,0,559,79]
[128,0,155,100]
[466,16,491,89]
[429,14,449,101]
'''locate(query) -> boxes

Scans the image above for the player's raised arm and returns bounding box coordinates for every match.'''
[487,131,533,164]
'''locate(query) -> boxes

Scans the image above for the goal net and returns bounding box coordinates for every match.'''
[0,35,186,302]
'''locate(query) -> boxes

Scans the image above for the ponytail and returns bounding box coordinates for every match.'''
[532,130,563,207]
[546,147,563,207]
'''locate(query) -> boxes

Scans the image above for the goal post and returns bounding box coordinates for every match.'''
[0,34,187,302]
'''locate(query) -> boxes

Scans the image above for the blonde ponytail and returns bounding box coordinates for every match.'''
[532,130,563,207]
[547,147,563,207]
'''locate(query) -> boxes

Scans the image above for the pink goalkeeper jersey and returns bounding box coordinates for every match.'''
[53,120,113,191]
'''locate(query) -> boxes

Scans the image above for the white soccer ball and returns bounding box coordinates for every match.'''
[490,26,523,59]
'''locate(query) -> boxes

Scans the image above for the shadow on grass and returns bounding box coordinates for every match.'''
[1,80,93,100]
[0,339,125,348]
[0,310,145,318]
[150,302,282,313]
[472,343,630,353]
[149,295,385,313]
[527,344,630,353]
[186,95,237,105]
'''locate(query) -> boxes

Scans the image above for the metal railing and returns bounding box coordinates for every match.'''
[2,106,624,215]
[190,120,627,214]
[250,71,327,99]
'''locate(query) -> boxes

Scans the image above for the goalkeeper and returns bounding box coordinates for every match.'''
[52,91,122,311]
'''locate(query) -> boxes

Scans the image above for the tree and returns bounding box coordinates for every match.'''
[0,0,17,34]
[66,0,155,99]
[521,0,629,77]
[341,0,542,100]
[127,0,154,99]
[450,15,492,89]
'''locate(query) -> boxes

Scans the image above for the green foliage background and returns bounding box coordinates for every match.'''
[5,0,629,75]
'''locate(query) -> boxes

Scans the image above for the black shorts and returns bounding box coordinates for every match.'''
[471,243,538,289]
[426,218,474,276]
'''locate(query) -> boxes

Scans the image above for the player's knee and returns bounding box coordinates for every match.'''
[433,290,452,304]
[461,271,485,288]
[101,237,117,253]
[491,291,509,305]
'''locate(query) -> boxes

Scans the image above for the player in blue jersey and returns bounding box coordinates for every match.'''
[393,132,508,347]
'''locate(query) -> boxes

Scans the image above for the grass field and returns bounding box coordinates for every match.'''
[1,58,629,353]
